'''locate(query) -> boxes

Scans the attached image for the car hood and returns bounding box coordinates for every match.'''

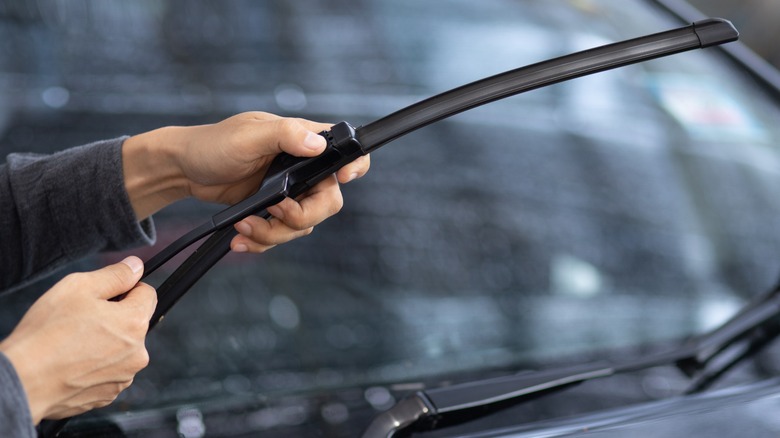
[470,376,780,438]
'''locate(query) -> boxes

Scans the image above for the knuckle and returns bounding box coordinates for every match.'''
[276,117,297,132]
[119,379,134,392]
[108,269,126,287]
[331,192,344,214]
[97,266,130,291]
[138,350,151,370]
[272,118,296,139]
[128,316,148,335]
[243,110,269,119]
[131,347,151,371]
[92,400,112,410]
[62,272,85,286]
[139,283,158,305]
[287,215,310,231]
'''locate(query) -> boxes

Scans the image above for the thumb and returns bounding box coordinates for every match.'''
[89,256,145,300]
[264,118,330,158]
[119,282,158,322]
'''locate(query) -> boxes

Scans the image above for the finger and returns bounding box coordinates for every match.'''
[85,257,145,301]
[233,214,314,249]
[119,282,158,322]
[267,176,343,230]
[230,237,276,254]
[238,115,333,159]
[231,231,305,254]
[232,177,342,242]
[336,154,371,184]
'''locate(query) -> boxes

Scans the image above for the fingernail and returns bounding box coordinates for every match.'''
[267,205,285,220]
[233,243,249,253]
[347,172,359,183]
[235,221,252,236]
[303,131,326,151]
[121,256,144,274]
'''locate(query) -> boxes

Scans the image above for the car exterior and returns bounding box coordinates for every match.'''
[3,0,780,436]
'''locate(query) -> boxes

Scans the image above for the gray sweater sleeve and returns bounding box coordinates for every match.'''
[0,352,34,438]
[0,137,156,293]
[0,138,156,435]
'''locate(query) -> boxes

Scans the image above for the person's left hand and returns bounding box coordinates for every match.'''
[0,257,156,423]
[122,112,370,253]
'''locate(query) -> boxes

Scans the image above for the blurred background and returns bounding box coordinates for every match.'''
[2,1,780,437]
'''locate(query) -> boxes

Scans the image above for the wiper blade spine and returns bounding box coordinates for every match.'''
[356,18,737,150]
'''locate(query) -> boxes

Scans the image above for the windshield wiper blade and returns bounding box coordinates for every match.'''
[357,17,737,149]
[362,364,616,437]
[679,284,780,393]
[363,284,780,438]
[145,17,739,331]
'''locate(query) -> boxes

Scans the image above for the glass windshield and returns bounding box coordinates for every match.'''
[3,0,780,434]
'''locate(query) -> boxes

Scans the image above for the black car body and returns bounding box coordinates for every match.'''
[3,0,780,436]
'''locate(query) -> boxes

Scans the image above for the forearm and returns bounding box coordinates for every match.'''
[0,139,155,293]
[122,126,191,220]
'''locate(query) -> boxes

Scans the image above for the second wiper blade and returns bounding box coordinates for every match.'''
[363,284,780,438]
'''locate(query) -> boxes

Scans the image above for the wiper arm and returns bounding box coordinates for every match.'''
[363,284,780,438]
[679,284,780,393]
[362,364,616,437]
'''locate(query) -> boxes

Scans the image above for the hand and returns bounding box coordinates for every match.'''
[0,257,156,424]
[122,112,371,253]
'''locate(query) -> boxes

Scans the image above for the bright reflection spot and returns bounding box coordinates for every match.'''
[41,86,70,108]
[176,407,206,438]
[269,295,300,330]
[274,84,307,111]
[364,386,395,411]
[697,295,743,332]
[551,254,603,298]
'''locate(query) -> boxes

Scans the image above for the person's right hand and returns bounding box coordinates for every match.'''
[121,112,371,253]
[0,256,156,424]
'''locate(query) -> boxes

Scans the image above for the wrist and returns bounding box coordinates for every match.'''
[0,338,47,424]
[123,127,190,219]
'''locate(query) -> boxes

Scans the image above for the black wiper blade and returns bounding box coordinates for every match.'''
[361,364,616,438]
[357,17,738,149]
[363,285,780,438]
[678,285,780,393]
[148,17,739,330]
[426,365,614,413]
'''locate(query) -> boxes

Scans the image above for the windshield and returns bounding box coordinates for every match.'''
[3,0,780,435]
